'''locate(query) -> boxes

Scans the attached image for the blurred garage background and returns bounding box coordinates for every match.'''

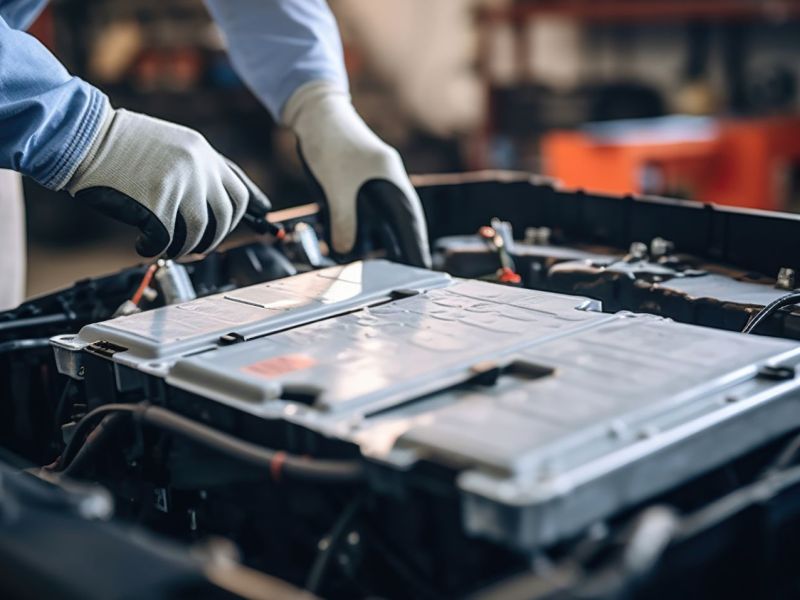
[21,0,800,295]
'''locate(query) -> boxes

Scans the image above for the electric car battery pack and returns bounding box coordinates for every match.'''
[52,260,800,552]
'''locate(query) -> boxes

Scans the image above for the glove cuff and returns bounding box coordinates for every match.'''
[281,80,351,131]
[65,100,115,194]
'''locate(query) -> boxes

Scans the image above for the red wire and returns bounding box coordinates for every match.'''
[131,264,158,306]
[270,451,287,482]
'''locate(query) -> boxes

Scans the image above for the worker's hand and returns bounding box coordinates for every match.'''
[283,81,431,268]
[65,105,269,258]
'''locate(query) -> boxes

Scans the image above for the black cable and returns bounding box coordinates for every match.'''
[53,379,75,435]
[0,338,51,354]
[742,292,800,334]
[305,496,365,594]
[52,403,364,484]
[54,403,139,471]
[0,313,71,333]
[143,406,364,483]
[61,414,126,478]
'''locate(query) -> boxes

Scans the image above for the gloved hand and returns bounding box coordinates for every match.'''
[282,81,431,268]
[65,104,269,258]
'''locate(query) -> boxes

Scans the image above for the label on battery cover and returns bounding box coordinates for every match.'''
[242,354,317,379]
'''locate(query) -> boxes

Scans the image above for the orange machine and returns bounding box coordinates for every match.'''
[542,116,800,211]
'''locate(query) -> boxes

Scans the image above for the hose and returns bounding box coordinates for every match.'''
[53,403,364,484]
[0,338,51,354]
[742,292,800,334]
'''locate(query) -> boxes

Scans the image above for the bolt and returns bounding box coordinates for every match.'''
[524,227,552,246]
[650,237,675,258]
[776,267,796,291]
[607,420,627,440]
[628,242,648,260]
[637,425,659,440]
[537,227,551,245]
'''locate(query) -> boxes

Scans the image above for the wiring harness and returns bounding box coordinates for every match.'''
[49,402,365,484]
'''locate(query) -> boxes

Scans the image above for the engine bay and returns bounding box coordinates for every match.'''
[4,173,800,599]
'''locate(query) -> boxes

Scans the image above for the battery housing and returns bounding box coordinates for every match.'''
[52,260,800,551]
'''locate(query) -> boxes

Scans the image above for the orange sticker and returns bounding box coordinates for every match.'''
[242,354,316,379]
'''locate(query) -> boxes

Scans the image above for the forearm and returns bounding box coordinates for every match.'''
[205,0,430,267]
[203,0,348,119]
[0,15,108,189]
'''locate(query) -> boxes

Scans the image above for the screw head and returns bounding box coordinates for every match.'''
[776,267,796,290]
[628,242,648,260]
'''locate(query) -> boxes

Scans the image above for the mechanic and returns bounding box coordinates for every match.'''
[0,0,431,309]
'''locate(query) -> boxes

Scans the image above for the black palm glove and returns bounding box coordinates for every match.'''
[67,105,270,258]
[282,81,431,268]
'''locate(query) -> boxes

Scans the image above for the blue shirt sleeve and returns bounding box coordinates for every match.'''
[204,0,349,120]
[0,0,48,30]
[0,13,107,189]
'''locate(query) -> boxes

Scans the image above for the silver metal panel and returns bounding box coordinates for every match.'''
[166,280,608,416]
[397,316,792,474]
[60,261,450,367]
[657,273,789,307]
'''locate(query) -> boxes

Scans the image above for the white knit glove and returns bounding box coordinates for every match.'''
[283,81,431,268]
[66,104,269,258]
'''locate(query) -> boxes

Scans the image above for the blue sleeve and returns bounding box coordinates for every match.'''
[1,0,48,30]
[0,13,108,189]
[204,0,349,120]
